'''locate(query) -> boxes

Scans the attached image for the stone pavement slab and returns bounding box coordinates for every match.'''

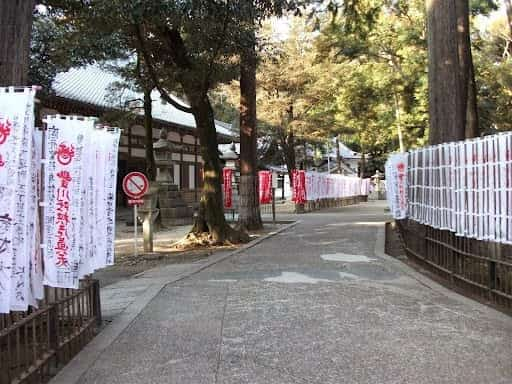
[54,202,512,384]
[50,222,297,384]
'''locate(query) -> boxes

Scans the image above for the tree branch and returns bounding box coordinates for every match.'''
[134,24,193,114]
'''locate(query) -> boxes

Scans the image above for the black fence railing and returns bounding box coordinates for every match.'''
[397,220,512,313]
[0,279,101,384]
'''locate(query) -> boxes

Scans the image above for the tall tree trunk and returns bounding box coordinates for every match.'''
[465,53,479,138]
[426,0,466,144]
[238,22,262,231]
[188,92,246,244]
[336,135,342,173]
[278,127,296,188]
[394,93,405,152]
[0,0,35,86]
[359,151,366,178]
[143,87,157,181]
[505,0,512,54]
[455,0,479,138]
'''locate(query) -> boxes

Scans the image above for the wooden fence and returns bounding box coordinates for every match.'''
[397,220,512,313]
[0,279,101,384]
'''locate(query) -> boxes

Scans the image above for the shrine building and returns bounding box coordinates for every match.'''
[39,65,234,206]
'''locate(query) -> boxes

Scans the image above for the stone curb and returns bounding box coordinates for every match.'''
[50,221,300,384]
[374,225,512,324]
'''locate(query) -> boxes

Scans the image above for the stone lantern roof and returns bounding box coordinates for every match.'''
[221,142,239,161]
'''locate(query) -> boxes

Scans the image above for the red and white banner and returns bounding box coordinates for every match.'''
[304,172,362,201]
[43,117,121,289]
[0,88,38,313]
[44,116,92,288]
[292,170,307,204]
[0,87,121,312]
[385,153,408,220]
[259,171,272,204]
[404,132,512,244]
[223,168,233,209]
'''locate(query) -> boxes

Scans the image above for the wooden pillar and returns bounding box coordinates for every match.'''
[128,126,133,161]
[179,132,184,190]
[195,135,199,202]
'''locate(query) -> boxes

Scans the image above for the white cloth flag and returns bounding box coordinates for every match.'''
[10,94,37,312]
[103,130,120,267]
[304,171,362,201]
[28,130,44,307]
[385,153,409,220]
[0,88,36,313]
[44,118,121,288]
[78,128,120,276]
[43,116,91,289]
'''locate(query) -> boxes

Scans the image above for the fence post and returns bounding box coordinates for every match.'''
[488,260,496,300]
[91,280,102,327]
[48,305,59,368]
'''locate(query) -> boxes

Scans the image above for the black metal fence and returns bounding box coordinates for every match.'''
[0,279,101,384]
[397,220,512,313]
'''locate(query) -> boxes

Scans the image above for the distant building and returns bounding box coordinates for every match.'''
[41,65,233,205]
[324,141,362,176]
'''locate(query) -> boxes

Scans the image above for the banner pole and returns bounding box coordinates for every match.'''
[272,188,276,225]
[134,205,138,257]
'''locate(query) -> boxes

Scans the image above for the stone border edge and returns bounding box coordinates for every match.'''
[50,220,300,384]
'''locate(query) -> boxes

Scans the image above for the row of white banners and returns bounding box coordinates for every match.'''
[385,131,512,244]
[0,88,120,313]
[304,172,370,201]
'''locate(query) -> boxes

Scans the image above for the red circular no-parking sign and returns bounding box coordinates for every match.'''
[122,172,149,199]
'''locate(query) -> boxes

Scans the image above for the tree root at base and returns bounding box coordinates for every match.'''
[173,226,250,250]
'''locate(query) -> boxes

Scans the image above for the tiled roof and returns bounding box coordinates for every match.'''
[51,65,233,137]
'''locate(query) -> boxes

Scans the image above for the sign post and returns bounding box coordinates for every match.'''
[272,172,278,225]
[122,172,149,257]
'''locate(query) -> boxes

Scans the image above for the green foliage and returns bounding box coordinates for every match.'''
[312,0,428,159]
[470,0,499,16]
[29,9,125,92]
[473,15,512,133]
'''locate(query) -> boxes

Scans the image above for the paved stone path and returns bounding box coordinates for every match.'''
[53,201,512,384]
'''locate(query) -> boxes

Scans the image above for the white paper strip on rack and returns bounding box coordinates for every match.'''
[43,116,90,289]
[0,87,36,313]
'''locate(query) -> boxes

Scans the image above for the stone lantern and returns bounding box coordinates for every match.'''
[152,128,193,228]
[153,128,174,184]
[221,142,240,215]
[221,142,239,170]
[371,170,385,200]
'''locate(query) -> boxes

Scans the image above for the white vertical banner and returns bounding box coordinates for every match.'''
[78,124,95,278]
[43,116,91,289]
[0,88,36,313]
[28,130,44,307]
[10,91,35,312]
[93,132,107,271]
[385,153,409,219]
[103,129,120,267]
